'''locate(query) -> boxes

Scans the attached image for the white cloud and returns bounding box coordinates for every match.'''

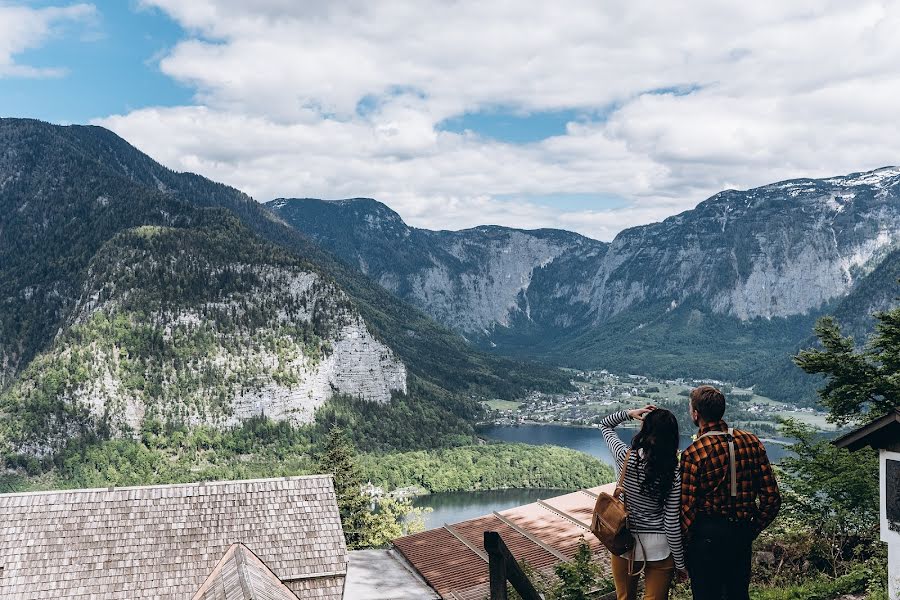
[99,1,900,240]
[0,3,96,78]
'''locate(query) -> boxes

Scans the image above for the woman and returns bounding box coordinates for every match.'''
[599,405,684,600]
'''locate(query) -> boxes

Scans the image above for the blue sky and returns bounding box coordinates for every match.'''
[0,2,629,217]
[1,1,898,240]
[440,108,587,144]
[0,0,680,144]
[0,1,191,123]
[1,3,595,145]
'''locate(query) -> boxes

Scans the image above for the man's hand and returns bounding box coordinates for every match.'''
[627,405,656,421]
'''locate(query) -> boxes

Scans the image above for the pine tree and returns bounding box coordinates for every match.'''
[318,427,372,549]
[794,295,900,424]
[786,288,894,581]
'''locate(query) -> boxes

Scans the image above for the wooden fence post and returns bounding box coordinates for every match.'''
[484,531,542,600]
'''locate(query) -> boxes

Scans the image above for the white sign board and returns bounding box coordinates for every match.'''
[880,450,900,600]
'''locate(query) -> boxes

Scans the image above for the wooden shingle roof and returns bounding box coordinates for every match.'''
[193,543,300,600]
[0,475,348,600]
[393,484,614,599]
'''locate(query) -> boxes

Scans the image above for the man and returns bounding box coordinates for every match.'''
[680,385,781,600]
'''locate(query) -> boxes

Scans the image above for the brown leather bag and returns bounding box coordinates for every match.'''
[590,449,635,556]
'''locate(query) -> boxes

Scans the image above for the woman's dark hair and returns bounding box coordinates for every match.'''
[631,408,679,502]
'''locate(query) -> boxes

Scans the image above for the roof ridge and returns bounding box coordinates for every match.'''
[192,543,304,600]
[234,545,257,598]
[191,543,241,600]
[0,473,333,498]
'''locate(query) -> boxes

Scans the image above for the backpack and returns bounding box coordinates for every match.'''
[590,449,645,574]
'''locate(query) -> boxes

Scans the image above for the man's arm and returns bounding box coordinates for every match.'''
[680,450,700,534]
[752,442,781,535]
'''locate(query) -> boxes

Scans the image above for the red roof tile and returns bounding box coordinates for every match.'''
[451,514,559,569]
[392,525,488,596]
[393,484,616,598]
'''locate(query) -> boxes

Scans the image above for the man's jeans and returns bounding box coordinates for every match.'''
[686,515,754,600]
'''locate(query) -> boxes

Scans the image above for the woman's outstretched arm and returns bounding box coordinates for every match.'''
[598,410,630,471]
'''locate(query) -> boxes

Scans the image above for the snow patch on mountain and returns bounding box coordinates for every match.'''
[825,166,900,188]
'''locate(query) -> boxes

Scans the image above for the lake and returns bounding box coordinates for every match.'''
[412,488,573,530]
[412,424,790,529]
[479,424,790,464]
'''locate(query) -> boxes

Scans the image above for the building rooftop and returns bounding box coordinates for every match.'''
[343,549,440,599]
[193,543,300,600]
[833,407,900,452]
[0,475,347,600]
[393,483,615,599]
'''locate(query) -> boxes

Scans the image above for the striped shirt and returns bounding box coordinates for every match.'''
[599,411,685,570]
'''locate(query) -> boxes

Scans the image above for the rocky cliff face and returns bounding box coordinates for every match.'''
[408,228,604,333]
[586,167,900,322]
[269,168,900,396]
[267,199,608,336]
[227,316,407,426]
[606,167,899,323]
[272,168,900,336]
[3,222,406,456]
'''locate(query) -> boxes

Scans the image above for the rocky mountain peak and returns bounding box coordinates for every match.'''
[270,167,900,403]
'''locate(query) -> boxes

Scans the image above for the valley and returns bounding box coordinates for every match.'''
[271,171,900,407]
[0,118,892,521]
[481,369,837,435]
[2,5,895,596]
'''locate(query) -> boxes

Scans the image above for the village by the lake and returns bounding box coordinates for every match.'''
[482,370,833,435]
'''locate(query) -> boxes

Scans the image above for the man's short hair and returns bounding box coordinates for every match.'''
[690,385,726,422]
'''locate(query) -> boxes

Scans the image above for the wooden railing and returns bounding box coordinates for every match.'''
[484,531,542,600]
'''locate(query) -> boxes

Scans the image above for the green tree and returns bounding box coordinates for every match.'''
[776,419,880,575]
[317,426,428,550]
[364,496,430,548]
[793,303,900,424]
[317,427,372,549]
[775,299,895,591]
[548,538,611,600]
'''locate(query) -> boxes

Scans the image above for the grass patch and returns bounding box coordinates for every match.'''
[483,399,523,411]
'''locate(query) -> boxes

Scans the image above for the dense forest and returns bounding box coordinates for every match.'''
[0,413,612,497]
[357,443,613,493]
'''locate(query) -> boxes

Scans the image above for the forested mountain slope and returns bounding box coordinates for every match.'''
[270,169,900,401]
[0,118,570,459]
[3,215,409,456]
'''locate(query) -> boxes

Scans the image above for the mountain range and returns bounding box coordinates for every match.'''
[0,118,568,458]
[268,168,900,402]
[2,117,898,461]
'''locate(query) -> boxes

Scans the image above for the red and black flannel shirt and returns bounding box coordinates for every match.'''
[680,420,781,536]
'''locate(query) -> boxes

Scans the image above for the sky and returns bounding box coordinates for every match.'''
[1,1,899,240]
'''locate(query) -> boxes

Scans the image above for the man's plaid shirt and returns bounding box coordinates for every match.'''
[680,420,781,536]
